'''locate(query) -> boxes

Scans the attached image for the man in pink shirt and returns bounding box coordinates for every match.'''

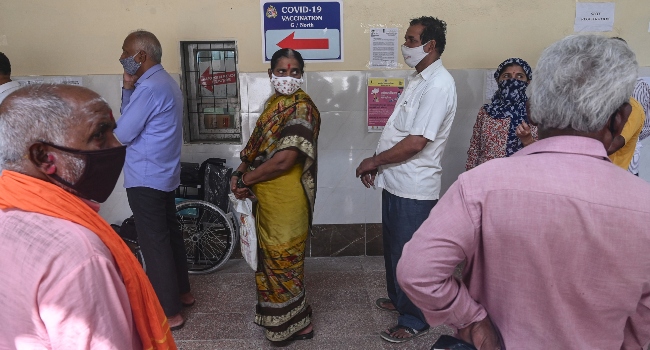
[0,85,142,349]
[398,35,650,349]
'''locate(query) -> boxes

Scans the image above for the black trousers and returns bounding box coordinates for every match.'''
[126,187,190,316]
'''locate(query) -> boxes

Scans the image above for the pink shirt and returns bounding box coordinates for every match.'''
[0,207,141,349]
[398,136,650,349]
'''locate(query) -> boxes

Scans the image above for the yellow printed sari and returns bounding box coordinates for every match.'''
[240,89,320,342]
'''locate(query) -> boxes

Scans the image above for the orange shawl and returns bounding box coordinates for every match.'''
[0,171,176,350]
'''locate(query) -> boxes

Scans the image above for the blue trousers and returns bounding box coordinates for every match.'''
[382,189,437,331]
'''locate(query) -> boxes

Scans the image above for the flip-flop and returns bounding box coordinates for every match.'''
[170,319,185,331]
[289,329,314,341]
[380,324,429,343]
[375,297,398,313]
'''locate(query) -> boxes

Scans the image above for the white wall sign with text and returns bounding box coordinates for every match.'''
[369,27,399,69]
[574,2,615,32]
[14,76,83,87]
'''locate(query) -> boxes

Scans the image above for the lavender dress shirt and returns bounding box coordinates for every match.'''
[115,64,183,192]
[398,136,650,349]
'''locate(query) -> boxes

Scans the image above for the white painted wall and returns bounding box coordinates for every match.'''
[85,67,485,225]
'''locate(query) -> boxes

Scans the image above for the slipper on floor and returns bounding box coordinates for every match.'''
[289,330,314,341]
[170,320,185,331]
[380,324,429,343]
[375,297,398,313]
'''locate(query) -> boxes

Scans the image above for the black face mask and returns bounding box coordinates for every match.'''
[41,142,126,203]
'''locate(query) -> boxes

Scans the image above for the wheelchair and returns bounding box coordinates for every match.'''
[115,158,238,274]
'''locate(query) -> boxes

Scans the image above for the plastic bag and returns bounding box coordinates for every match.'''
[228,193,257,270]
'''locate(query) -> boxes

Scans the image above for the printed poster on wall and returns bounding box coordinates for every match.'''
[574,2,615,32]
[367,78,404,132]
[369,28,399,68]
[261,0,343,62]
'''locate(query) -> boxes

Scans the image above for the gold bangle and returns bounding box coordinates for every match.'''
[241,172,250,186]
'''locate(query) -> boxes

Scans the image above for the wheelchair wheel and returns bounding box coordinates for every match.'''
[176,200,237,274]
[113,222,147,273]
[135,247,146,272]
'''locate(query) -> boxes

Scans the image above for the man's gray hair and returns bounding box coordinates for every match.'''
[0,84,75,171]
[131,30,162,63]
[530,35,638,132]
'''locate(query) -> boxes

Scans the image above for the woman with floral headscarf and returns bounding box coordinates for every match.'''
[466,58,535,170]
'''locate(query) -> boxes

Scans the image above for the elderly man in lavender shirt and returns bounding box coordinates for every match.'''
[115,30,194,331]
[398,35,650,349]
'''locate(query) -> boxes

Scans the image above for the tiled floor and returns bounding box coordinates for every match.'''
[173,256,453,350]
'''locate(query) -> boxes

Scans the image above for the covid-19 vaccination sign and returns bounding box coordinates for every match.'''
[261,0,343,62]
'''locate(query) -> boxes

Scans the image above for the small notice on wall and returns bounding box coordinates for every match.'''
[367,78,404,132]
[369,28,399,68]
[15,76,83,87]
[574,2,615,32]
[484,70,498,101]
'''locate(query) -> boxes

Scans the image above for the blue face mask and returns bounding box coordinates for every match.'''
[119,52,142,75]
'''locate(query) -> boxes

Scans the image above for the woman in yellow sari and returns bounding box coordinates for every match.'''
[230,48,320,343]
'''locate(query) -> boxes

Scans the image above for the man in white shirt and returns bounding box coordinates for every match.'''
[356,16,457,343]
[0,53,21,104]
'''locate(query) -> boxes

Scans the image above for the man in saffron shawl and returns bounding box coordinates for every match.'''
[0,84,176,350]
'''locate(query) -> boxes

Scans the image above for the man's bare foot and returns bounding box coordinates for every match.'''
[168,313,185,331]
[387,327,411,339]
[380,325,429,343]
[180,292,195,307]
[375,297,397,312]
[379,300,396,310]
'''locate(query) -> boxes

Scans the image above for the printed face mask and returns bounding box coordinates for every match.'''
[401,41,431,68]
[41,142,127,203]
[496,78,528,104]
[119,52,142,75]
[271,74,303,95]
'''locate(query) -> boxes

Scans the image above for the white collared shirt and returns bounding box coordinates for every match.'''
[0,81,21,104]
[375,59,457,200]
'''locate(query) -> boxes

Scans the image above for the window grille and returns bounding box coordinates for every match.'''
[180,41,241,143]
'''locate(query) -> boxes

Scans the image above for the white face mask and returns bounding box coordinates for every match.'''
[270,74,303,95]
[401,41,431,68]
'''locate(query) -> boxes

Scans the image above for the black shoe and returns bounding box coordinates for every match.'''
[290,330,314,341]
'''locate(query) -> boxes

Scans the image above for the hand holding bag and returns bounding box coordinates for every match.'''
[228,193,257,270]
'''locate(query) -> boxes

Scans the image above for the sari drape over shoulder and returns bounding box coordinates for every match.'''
[240,89,320,342]
[241,89,320,221]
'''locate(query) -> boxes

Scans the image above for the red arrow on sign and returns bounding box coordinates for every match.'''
[277,32,329,50]
[200,68,237,93]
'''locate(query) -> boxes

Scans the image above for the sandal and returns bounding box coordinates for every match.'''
[375,297,398,313]
[289,329,314,341]
[380,324,429,343]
